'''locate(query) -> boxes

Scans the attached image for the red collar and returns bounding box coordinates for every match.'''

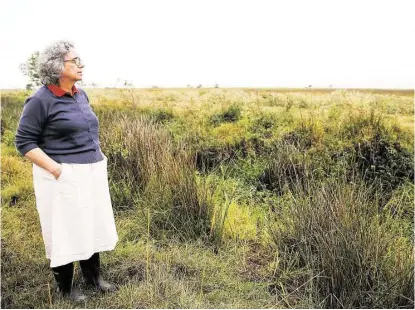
[47,84,79,97]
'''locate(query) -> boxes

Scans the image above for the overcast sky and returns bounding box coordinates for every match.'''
[1,0,414,89]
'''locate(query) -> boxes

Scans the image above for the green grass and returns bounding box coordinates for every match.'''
[1,88,413,308]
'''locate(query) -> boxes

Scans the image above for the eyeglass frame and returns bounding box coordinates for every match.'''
[63,57,84,67]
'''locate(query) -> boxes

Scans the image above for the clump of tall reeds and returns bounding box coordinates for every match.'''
[98,111,211,240]
[268,175,414,308]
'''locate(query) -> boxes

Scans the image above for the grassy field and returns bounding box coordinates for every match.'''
[1,87,414,308]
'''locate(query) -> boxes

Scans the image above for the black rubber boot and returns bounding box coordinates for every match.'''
[80,253,116,293]
[52,262,88,302]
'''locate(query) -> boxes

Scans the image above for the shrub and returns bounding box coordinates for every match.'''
[354,133,414,192]
[210,104,242,126]
[249,113,276,139]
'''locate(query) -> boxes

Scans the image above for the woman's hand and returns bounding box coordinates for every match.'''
[51,164,63,180]
[24,148,63,179]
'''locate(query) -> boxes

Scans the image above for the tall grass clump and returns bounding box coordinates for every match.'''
[98,111,211,241]
[258,142,310,194]
[268,176,414,308]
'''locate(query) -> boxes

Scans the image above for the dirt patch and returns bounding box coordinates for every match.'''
[239,242,273,282]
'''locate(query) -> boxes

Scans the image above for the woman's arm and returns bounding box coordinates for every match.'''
[25,148,62,179]
[15,96,62,179]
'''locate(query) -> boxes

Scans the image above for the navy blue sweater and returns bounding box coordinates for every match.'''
[15,85,104,164]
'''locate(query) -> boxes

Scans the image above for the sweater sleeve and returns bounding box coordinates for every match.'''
[14,96,47,156]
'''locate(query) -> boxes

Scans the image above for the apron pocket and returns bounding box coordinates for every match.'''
[57,164,79,198]
[35,164,60,180]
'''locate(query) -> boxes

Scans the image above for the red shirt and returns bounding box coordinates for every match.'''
[47,84,79,97]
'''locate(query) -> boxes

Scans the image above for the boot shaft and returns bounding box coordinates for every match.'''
[51,262,74,295]
[80,253,100,286]
[79,252,116,292]
[51,262,88,302]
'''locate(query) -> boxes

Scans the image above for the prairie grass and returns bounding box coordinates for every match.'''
[268,175,414,308]
[1,88,413,308]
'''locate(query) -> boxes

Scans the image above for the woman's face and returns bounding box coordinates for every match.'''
[61,49,84,82]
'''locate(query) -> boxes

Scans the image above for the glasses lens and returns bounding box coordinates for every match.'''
[75,58,82,66]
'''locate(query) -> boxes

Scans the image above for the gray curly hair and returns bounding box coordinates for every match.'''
[38,40,75,85]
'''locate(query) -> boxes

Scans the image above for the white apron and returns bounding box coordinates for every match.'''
[32,155,118,268]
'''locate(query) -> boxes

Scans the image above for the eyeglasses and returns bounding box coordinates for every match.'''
[64,57,84,67]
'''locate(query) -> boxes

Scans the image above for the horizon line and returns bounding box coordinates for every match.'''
[1,86,414,91]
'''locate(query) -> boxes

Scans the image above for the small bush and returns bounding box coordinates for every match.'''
[249,114,276,139]
[149,109,174,124]
[354,133,414,192]
[210,104,242,126]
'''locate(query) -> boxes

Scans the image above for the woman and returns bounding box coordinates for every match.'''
[15,40,119,302]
